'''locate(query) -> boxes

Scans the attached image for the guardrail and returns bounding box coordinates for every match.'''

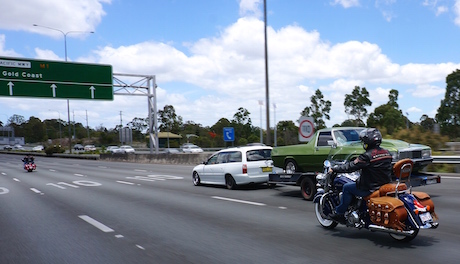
[432,156,460,164]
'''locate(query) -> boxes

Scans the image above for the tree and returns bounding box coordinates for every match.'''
[436,69,460,139]
[300,89,331,130]
[388,89,399,109]
[24,116,46,143]
[367,89,405,134]
[128,117,148,141]
[419,114,435,132]
[276,120,298,146]
[128,117,148,133]
[344,86,372,124]
[158,105,183,134]
[231,107,253,143]
[7,114,26,126]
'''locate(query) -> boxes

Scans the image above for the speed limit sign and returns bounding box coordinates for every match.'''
[298,116,315,142]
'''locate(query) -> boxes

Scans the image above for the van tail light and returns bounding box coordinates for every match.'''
[242,164,247,174]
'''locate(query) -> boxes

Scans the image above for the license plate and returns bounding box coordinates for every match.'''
[261,167,273,173]
[420,212,432,223]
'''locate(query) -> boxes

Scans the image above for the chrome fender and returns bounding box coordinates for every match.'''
[313,189,325,203]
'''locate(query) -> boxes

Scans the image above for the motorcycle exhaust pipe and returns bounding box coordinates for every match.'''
[368,224,416,237]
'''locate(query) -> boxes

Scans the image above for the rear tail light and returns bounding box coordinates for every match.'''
[242,164,247,174]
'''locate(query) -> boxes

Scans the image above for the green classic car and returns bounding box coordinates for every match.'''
[271,127,433,174]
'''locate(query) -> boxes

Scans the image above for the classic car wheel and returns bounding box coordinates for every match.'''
[225,175,237,190]
[300,177,316,201]
[284,159,300,174]
[192,172,201,186]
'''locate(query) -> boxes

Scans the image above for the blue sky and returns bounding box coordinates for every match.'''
[1,0,460,132]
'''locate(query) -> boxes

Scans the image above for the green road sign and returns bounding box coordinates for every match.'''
[0,56,113,100]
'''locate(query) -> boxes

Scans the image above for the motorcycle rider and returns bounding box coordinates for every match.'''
[328,128,392,223]
[22,154,34,165]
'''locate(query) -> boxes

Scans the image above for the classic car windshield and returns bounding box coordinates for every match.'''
[334,128,364,146]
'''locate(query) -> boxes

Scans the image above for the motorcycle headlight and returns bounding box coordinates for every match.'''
[316,173,326,181]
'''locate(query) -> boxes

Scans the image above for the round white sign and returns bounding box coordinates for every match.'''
[298,117,315,142]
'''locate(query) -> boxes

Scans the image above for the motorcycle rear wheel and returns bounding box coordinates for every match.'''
[389,229,419,242]
[315,195,338,229]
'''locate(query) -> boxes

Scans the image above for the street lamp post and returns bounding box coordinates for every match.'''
[273,103,277,147]
[258,100,263,144]
[49,110,62,145]
[33,24,94,153]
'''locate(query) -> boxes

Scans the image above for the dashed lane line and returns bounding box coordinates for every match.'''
[211,196,266,206]
[78,215,114,233]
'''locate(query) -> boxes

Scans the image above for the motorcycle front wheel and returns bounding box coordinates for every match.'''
[389,228,419,242]
[315,194,338,229]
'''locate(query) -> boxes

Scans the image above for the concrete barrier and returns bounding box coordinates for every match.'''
[100,153,210,165]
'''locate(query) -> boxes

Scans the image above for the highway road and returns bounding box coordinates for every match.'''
[1,153,459,263]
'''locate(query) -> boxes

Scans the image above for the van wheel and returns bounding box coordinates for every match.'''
[285,159,299,174]
[225,175,237,190]
[300,177,316,201]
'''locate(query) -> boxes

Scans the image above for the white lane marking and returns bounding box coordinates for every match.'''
[278,206,288,210]
[116,181,136,185]
[30,188,43,194]
[74,174,85,177]
[13,178,20,182]
[98,166,107,169]
[46,183,66,189]
[136,245,145,250]
[115,234,124,238]
[126,175,184,182]
[1,172,6,176]
[147,175,183,180]
[49,169,56,172]
[441,176,460,180]
[0,187,10,195]
[79,215,114,233]
[134,169,147,172]
[211,196,266,206]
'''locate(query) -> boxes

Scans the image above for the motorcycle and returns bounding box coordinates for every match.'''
[23,161,36,172]
[313,143,439,242]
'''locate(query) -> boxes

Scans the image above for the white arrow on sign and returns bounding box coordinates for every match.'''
[50,84,57,97]
[7,82,14,95]
[89,86,95,99]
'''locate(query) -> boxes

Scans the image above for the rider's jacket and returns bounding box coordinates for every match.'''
[333,146,392,192]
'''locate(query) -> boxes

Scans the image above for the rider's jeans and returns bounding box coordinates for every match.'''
[335,182,371,215]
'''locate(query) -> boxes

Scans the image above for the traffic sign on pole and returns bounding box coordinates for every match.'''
[223,127,235,142]
[298,116,315,142]
[0,56,113,100]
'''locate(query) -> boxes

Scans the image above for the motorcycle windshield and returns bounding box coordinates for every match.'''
[326,141,364,167]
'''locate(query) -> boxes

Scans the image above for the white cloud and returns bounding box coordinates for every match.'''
[407,106,422,113]
[436,5,449,16]
[331,0,360,8]
[239,0,262,18]
[410,84,445,98]
[0,0,110,37]
[0,35,21,57]
[34,48,61,61]
[455,0,460,26]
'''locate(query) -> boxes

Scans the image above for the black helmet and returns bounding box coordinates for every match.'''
[359,128,382,150]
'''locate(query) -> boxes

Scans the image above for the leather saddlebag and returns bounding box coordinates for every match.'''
[412,191,438,220]
[367,196,407,230]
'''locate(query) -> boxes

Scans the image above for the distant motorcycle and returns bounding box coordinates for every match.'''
[24,161,36,172]
[314,144,438,242]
